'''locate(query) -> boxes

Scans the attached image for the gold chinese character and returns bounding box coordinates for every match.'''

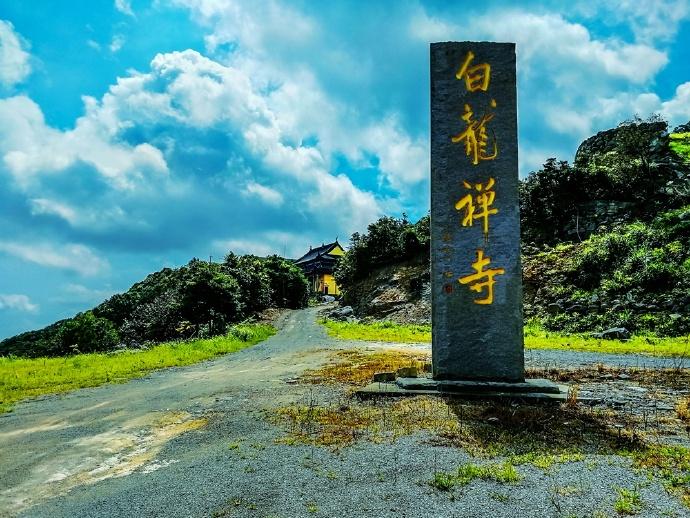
[456,51,491,92]
[451,103,498,165]
[455,177,497,237]
[458,249,504,305]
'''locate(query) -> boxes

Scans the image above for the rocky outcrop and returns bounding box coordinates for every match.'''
[344,253,430,324]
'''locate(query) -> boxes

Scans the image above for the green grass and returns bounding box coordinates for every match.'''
[0,324,275,413]
[429,462,521,491]
[615,487,643,515]
[321,319,690,357]
[670,132,690,163]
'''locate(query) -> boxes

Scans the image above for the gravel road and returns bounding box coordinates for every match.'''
[1,307,688,518]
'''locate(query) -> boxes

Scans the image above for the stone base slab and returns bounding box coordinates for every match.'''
[355,378,598,404]
[396,377,561,394]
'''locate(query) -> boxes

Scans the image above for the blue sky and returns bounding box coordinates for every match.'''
[0,0,689,338]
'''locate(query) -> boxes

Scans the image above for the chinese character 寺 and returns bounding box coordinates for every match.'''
[455,177,498,238]
[458,249,504,305]
[456,51,491,92]
[451,103,498,165]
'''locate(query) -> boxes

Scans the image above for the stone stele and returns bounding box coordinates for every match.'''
[430,41,524,382]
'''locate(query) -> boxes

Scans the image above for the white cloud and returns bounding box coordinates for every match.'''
[63,284,115,303]
[174,0,316,55]
[410,10,667,85]
[0,20,31,87]
[0,294,38,313]
[114,0,134,17]
[0,241,109,276]
[109,34,125,53]
[0,95,168,190]
[28,198,129,229]
[242,181,284,206]
[213,230,308,258]
[576,0,690,44]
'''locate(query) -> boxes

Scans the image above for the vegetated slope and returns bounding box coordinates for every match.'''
[335,117,690,336]
[0,254,308,358]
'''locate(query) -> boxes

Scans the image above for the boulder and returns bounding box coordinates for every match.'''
[592,327,631,340]
[329,305,354,320]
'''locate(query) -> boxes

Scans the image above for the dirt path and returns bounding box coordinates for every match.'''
[0,306,339,516]
[1,308,688,517]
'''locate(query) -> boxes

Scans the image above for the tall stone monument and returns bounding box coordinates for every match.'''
[430,42,524,382]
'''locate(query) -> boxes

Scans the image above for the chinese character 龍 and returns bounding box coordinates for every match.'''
[451,103,498,165]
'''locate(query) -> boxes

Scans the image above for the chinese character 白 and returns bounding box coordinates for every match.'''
[456,51,491,92]
[451,103,498,165]
[458,249,504,305]
[455,177,497,237]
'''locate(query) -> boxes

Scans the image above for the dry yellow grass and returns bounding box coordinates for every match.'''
[677,397,690,422]
[299,349,430,386]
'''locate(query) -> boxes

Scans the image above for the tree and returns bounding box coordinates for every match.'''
[52,311,120,355]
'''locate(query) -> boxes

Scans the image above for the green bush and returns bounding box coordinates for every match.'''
[50,311,120,355]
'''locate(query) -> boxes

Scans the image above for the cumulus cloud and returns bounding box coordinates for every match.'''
[0,20,31,87]
[0,95,168,190]
[0,241,109,276]
[242,181,284,206]
[0,294,38,313]
[576,0,690,44]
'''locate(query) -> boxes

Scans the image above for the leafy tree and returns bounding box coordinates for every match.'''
[223,253,272,314]
[51,311,120,355]
[519,158,584,245]
[262,255,309,309]
[335,214,430,300]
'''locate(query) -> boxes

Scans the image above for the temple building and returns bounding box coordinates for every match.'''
[294,241,345,295]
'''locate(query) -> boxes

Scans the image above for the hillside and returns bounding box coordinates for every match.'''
[336,117,690,336]
[0,254,308,358]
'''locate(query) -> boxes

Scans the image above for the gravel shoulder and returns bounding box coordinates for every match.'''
[1,306,688,517]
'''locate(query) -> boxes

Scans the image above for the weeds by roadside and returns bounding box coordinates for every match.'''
[429,462,521,491]
[321,318,690,357]
[0,324,275,413]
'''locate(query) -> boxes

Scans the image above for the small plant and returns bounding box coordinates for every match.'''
[676,397,690,422]
[490,491,510,503]
[566,384,580,408]
[429,462,521,491]
[615,487,642,515]
[306,502,318,513]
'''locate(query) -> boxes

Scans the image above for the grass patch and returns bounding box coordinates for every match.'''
[626,445,690,508]
[0,324,275,413]
[299,349,429,386]
[321,319,690,357]
[273,392,639,456]
[509,451,584,470]
[615,487,643,515]
[429,461,521,491]
[321,319,431,343]
[677,397,690,422]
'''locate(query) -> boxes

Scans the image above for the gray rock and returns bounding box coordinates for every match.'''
[321,295,335,303]
[546,303,562,316]
[396,366,418,378]
[329,305,354,320]
[592,327,631,340]
[373,372,396,383]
